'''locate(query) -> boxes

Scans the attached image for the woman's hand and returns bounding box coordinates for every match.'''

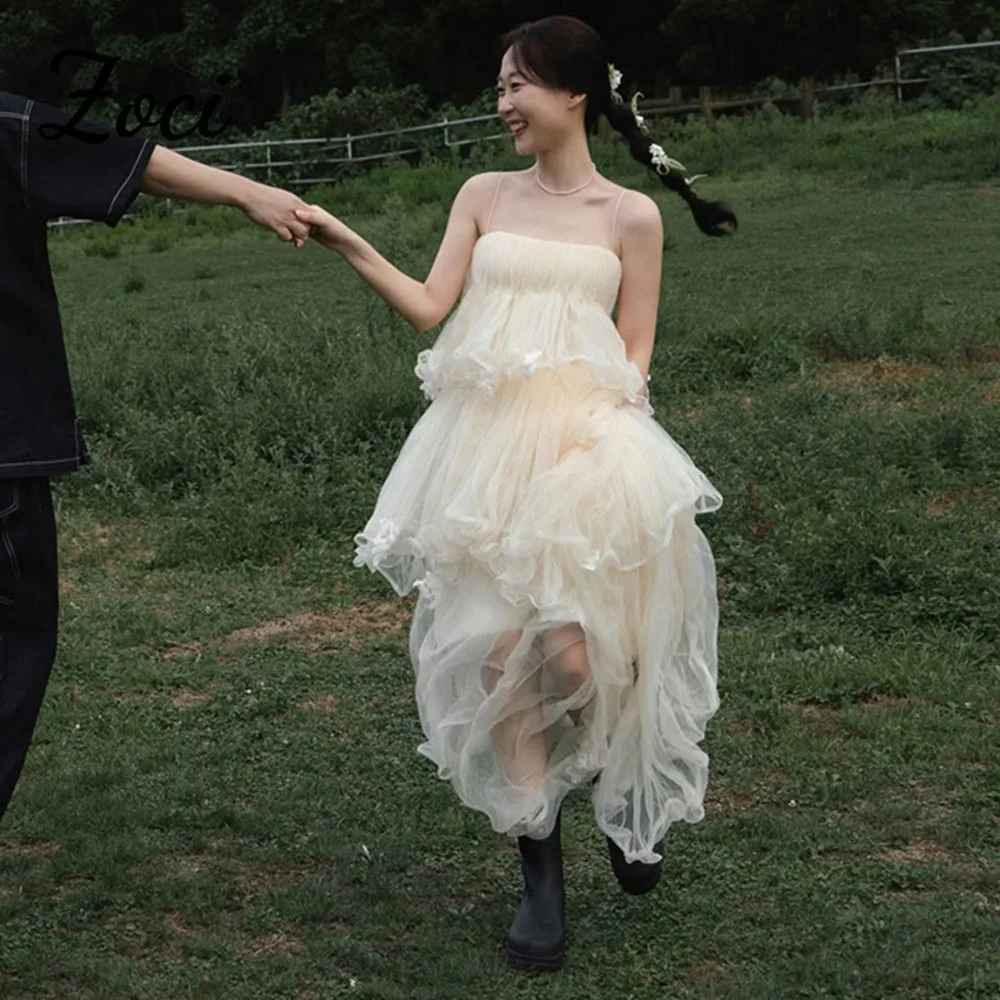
[293,204,354,252]
[240,184,312,247]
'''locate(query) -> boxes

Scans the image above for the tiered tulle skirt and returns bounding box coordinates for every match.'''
[353,358,722,865]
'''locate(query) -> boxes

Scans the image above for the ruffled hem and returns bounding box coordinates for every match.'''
[415,347,654,416]
[353,493,721,864]
[352,389,720,624]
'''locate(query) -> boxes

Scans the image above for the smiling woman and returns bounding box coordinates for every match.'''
[293,13,732,975]
[495,17,736,236]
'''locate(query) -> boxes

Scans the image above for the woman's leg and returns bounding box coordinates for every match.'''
[540,622,593,725]
[486,621,596,795]
[485,629,548,794]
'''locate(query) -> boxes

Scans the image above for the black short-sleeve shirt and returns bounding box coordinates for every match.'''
[0,90,155,478]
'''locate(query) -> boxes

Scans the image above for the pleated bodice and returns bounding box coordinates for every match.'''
[414,230,652,413]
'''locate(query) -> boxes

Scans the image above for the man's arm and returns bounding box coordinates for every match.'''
[14,91,310,246]
[140,145,310,246]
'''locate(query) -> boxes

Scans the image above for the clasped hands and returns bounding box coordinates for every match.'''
[240,181,348,252]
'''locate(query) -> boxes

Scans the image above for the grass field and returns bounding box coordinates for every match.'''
[1,101,999,999]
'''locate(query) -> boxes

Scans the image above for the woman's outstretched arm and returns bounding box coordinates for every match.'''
[294,172,496,334]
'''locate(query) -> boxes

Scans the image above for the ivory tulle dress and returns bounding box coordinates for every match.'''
[352,174,723,865]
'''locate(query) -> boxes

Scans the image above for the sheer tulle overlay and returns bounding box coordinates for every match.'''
[353,230,722,864]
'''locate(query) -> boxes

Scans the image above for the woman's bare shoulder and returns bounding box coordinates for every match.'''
[617,186,662,227]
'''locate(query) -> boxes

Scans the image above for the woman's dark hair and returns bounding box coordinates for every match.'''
[498,16,736,237]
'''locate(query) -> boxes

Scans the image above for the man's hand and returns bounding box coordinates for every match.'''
[240,184,312,247]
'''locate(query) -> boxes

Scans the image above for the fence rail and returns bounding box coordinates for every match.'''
[48,42,998,229]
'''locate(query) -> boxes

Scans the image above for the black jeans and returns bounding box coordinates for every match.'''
[0,477,58,826]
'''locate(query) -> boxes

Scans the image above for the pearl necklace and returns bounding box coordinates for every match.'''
[533,162,597,195]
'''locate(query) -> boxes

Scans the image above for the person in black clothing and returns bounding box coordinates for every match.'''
[0,89,311,827]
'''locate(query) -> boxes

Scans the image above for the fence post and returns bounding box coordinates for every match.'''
[895,54,903,102]
[668,85,682,105]
[266,142,273,182]
[347,133,353,160]
[699,85,713,120]
[443,117,449,149]
[800,76,816,121]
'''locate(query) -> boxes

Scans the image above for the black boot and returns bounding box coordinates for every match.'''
[606,835,664,895]
[506,808,566,971]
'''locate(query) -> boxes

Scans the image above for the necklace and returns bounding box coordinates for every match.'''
[533,162,597,195]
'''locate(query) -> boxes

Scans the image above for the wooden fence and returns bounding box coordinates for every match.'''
[47,41,999,228]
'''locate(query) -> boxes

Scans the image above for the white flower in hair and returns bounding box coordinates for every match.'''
[608,62,623,103]
[648,142,693,179]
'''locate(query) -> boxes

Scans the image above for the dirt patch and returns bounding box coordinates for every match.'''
[684,960,732,984]
[231,863,321,901]
[782,693,920,728]
[60,517,156,567]
[704,784,759,814]
[925,495,957,517]
[163,852,322,902]
[298,695,340,713]
[870,837,997,875]
[826,780,995,872]
[781,701,842,734]
[244,930,309,958]
[961,485,1000,510]
[913,485,1000,517]
[0,841,60,857]
[969,346,1000,364]
[229,602,409,646]
[176,855,212,877]
[161,600,410,659]
[814,354,937,391]
[165,911,194,937]
[160,640,205,659]
[171,690,213,708]
[873,839,954,865]
[108,691,156,704]
[855,692,920,714]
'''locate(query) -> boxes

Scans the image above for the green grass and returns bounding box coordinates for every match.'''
[1,103,999,998]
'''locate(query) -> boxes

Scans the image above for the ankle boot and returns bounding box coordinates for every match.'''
[606,835,664,895]
[506,808,566,971]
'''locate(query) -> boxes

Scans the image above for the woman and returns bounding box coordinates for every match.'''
[295,15,735,972]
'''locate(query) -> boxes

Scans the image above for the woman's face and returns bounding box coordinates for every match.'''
[496,46,583,155]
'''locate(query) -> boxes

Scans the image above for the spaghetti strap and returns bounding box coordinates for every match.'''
[611,188,628,253]
[484,172,504,234]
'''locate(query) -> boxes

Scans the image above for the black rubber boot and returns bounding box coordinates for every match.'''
[606,835,664,895]
[506,808,566,971]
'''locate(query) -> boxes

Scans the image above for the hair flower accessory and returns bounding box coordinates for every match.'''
[647,143,683,175]
[629,90,650,135]
[648,142,706,187]
[608,62,623,103]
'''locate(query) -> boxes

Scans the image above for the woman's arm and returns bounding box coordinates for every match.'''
[140,145,310,246]
[293,172,495,334]
[615,190,664,395]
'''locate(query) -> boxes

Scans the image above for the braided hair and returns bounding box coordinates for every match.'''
[498,16,737,237]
